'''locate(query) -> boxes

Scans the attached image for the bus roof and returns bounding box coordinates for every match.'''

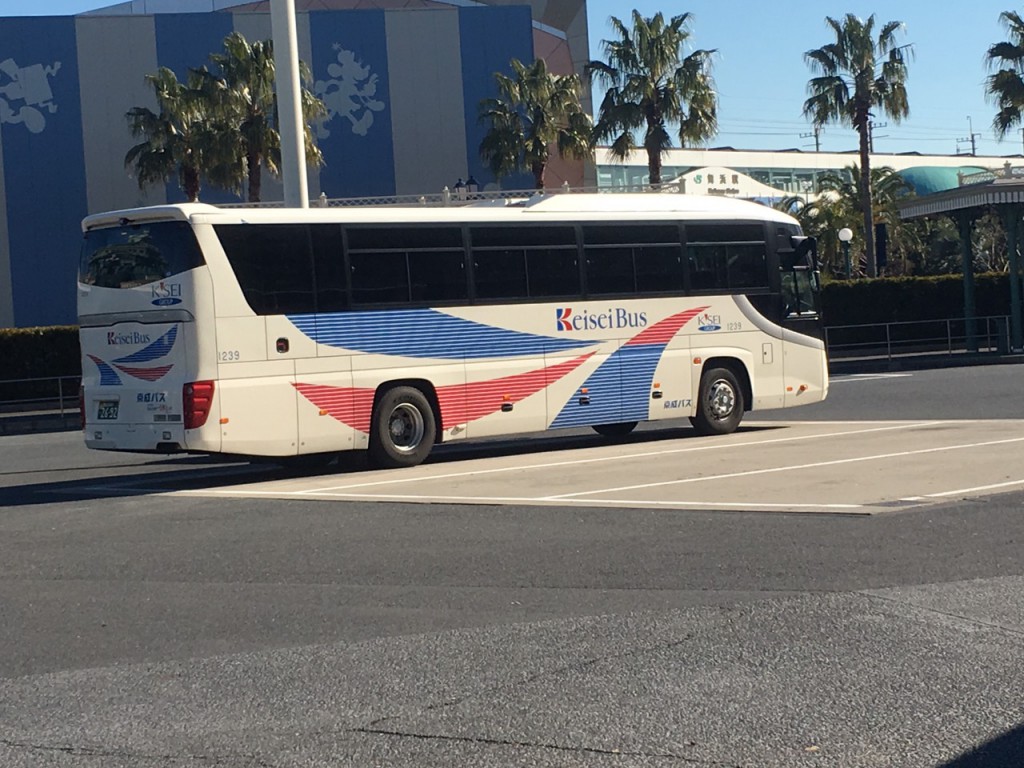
[82,193,799,230]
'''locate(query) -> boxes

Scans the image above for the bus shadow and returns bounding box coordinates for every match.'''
[936,721,1024,767]
[3,423,786,507]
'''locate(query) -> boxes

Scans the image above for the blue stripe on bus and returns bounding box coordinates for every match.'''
[550,344,664,428]
[288,310,593,359]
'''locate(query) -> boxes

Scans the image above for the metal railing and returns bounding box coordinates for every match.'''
[0,375,81,417]
[825,316,1013,361]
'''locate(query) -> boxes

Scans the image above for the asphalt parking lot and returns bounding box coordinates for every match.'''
[3,364,1024,767]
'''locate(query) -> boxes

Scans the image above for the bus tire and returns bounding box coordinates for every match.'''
[690,366,744,436]
[592,421,638,438]
[369,386,436,468]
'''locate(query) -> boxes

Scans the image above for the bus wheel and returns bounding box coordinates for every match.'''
[691,367,744,436]
[592,421,638,438]
[369,386,436,468]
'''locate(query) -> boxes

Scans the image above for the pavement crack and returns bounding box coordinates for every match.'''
[0,737,275,766]
[352,726,749,766]
[860,591,1024,637]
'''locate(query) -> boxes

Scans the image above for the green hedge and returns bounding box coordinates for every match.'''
[821,272,1011,327]
[0,326,80,380]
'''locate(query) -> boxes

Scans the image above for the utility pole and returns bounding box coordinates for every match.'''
[270,0,308,208]
[800,127,821,152]
[868,121,887,153]
[958,116,981,157]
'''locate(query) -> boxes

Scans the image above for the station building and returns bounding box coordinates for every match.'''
[596,147,1003,202]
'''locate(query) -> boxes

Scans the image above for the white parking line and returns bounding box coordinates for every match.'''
[294,421,946,495]
[544,436,1024,500]
[926,479,1024,497]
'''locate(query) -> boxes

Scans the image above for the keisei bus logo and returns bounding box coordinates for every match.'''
[556,307,647,332]
[89,326,178,386]
[151,281,182,306]
[555,307,573,331]
[697,313,722,332]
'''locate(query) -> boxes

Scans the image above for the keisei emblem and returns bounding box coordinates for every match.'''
[151,281,182,306]
[697,313,722,332]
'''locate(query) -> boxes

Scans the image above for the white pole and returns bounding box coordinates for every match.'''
[270,0,308,208]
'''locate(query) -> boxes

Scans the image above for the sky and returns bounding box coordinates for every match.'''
[2,0,1021,157]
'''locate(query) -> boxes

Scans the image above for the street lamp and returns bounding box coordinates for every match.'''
[466,175,478,196]
[838,227,853,279]
[454,178,466,201]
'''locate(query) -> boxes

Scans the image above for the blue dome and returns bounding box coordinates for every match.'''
[897,166,986,196]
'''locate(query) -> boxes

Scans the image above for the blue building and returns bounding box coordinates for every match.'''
[0,0,590,328]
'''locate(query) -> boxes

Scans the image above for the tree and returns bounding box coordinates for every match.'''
[817,165,914,275]
[478,58,593,191]
[985,11,1024,138]
[125,67,216,203]
[803,14,912,277]
[587,10,717,187]
[201,32,325,202]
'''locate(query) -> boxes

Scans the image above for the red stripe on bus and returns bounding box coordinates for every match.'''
[624,306,708,347]
[294,351,595,433]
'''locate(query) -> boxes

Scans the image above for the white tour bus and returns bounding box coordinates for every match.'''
[78,193,827,468]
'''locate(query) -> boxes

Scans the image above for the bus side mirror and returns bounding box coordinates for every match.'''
[791,236,819,269]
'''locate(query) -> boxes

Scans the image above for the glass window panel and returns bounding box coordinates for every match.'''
[727,244,769,288]
[686,223,763,243]
[635,244,684,293]
[310,224,346,313]
[471,226,575,248]
[473,249,526,299]
[583,224,678,245]
[350,251,409,305]
[782,270,817,316]
[347,226,462,250]
[527,247,579,298]
[408,250,467,303]
[215,224,315,314]
[81,221,204,290]
[585,247,635,294]
[688,244,729,291]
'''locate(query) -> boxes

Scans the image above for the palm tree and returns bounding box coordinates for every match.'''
[202,32,325,202]
[985,11,1024,139]
[803,14,912,277]
[587,10,717,187]
[125,67,215,202]
[817,165,914,275]
[478,58,593,191]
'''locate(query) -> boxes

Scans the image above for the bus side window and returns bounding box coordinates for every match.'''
[350,251,409,305]
[473,249,527,299]
[215,224,316,315]
[310,224,346,313]
[470,226,575,301]
[582,224,681,296]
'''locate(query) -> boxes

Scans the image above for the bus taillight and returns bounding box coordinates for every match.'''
[183,381,215,429]
[79,385,85,430]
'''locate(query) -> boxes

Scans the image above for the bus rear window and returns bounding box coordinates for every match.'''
[80,221,204,289]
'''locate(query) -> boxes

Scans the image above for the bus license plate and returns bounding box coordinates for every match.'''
[97,401,119,420]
